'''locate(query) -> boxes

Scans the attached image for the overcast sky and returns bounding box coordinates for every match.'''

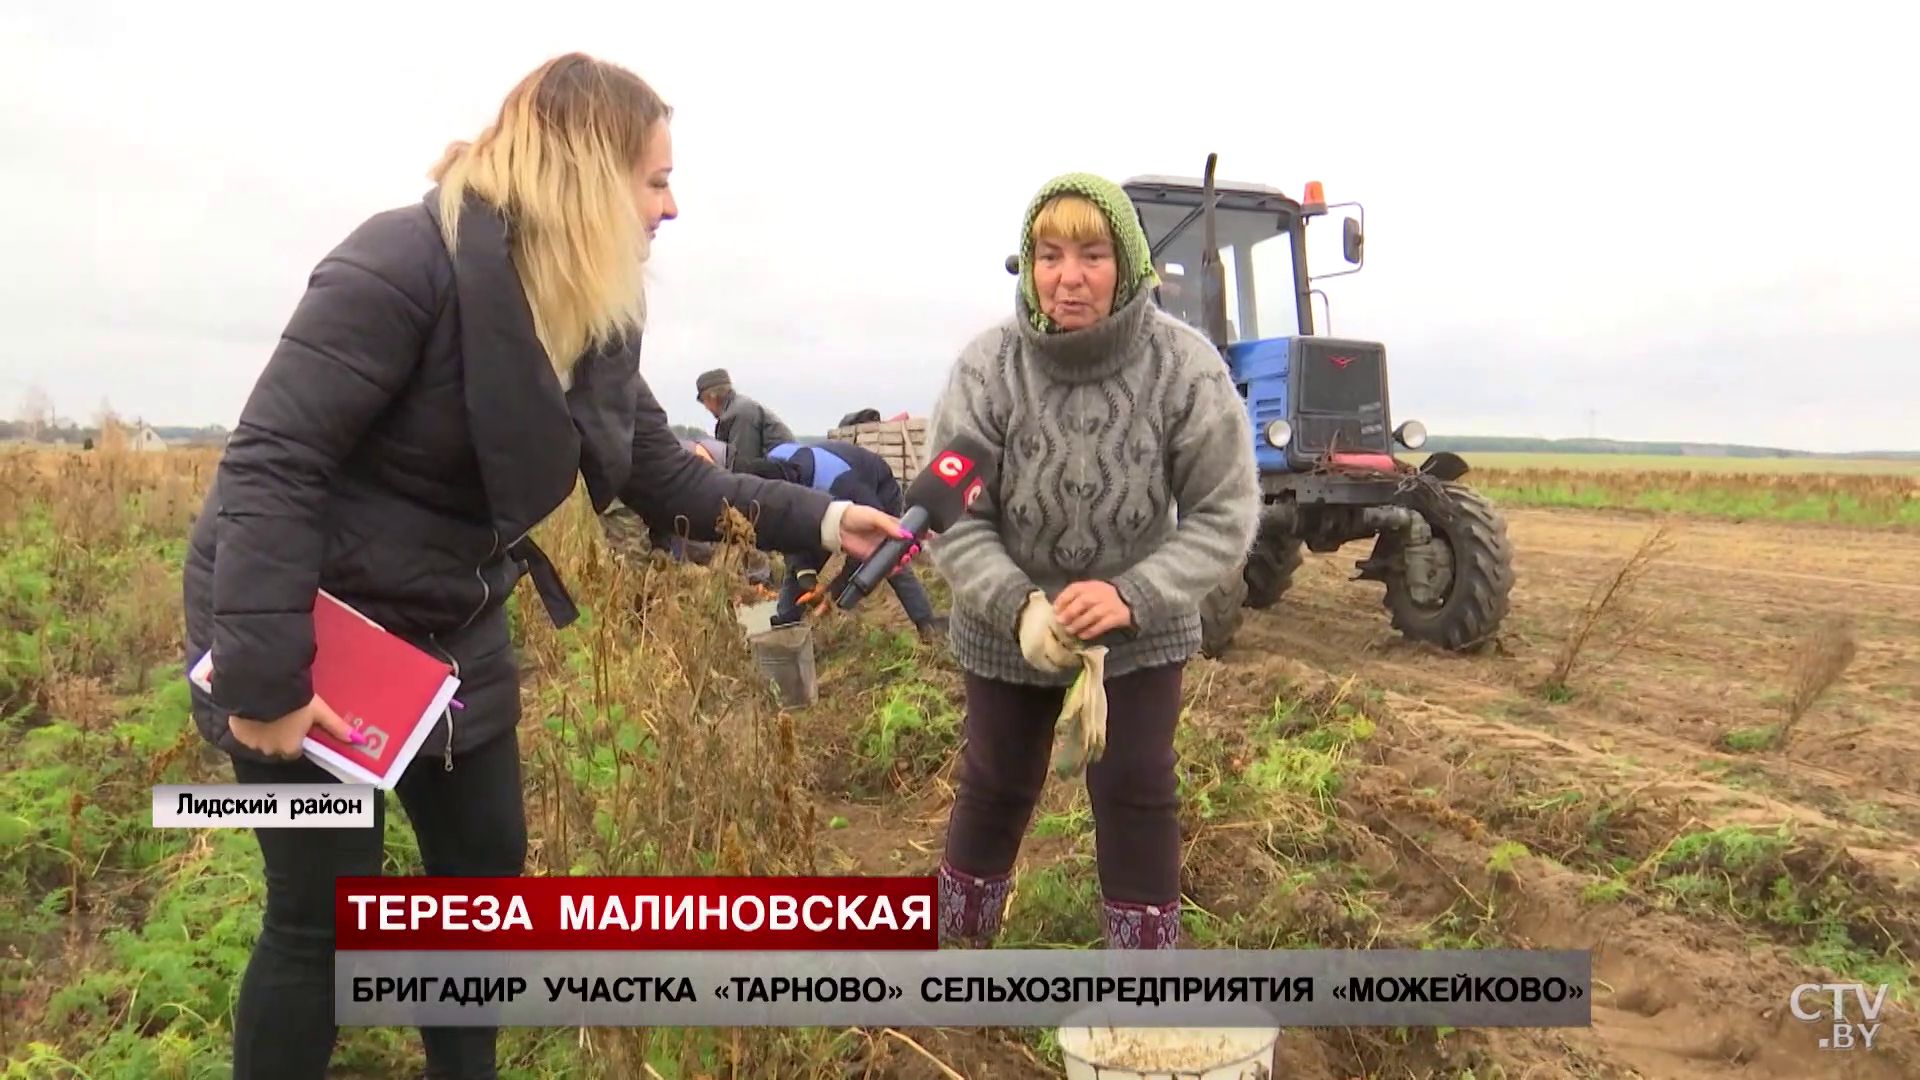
[3,1,1915,451]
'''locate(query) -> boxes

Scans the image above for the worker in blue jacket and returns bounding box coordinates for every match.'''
[742,440,946,642]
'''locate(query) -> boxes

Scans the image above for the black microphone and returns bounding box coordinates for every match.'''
[836,433,997,610]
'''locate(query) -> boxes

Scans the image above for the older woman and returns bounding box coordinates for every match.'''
[926,173,1259,950]
[184,53,904,1080]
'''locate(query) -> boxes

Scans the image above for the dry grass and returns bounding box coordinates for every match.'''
[1777,615,1861,747]
[1711,614,1863,756]
[5,442,1918,1080]
[1471,465,1920,527]
[1541,525,1674,699]
[0,442,866,1078]
[512,499,860,1077]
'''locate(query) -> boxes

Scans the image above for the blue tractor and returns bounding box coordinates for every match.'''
[1072,155,1514,657]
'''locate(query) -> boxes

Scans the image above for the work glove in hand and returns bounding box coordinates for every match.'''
[791,568,824,607]
[1017,591,1080,674]
[1051,644,1109,779]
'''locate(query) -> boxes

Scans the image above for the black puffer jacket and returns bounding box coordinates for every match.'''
[183,189,833,766]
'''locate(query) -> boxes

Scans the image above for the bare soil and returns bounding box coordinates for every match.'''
[821,507,1920,1079]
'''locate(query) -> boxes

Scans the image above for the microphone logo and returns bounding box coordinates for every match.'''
[931,451,973,485]
[962,477,985,512]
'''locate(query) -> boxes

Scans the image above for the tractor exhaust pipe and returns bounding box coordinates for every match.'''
[1199,153,1231,354]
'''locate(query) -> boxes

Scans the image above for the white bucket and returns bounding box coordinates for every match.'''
[1057,1018,1279,1080]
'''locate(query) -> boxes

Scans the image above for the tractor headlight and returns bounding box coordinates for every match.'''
[1394,420,1428,450]
[1263,419,1293,448]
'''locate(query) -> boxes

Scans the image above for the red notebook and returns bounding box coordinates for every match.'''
[189,590,462,790]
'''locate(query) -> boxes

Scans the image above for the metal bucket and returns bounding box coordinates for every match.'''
[748,623,817,708]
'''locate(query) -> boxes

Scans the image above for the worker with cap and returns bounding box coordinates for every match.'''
[695,369,795,473]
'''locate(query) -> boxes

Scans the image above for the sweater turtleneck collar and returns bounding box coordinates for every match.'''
[1014,286,1154,384]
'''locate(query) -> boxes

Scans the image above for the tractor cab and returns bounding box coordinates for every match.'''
[1122,173,1310,345]
[1121,171,1429,475]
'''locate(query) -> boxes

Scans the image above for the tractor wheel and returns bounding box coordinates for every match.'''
[1378,481,1515,651]
[1199,566,1249,659]
[1242,529,1305,610]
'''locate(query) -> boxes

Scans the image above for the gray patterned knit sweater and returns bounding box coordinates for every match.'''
[926,286,1261,686]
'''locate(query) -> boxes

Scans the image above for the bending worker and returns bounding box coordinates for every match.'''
[743,440,947,643]
[599,435,775,586]
[695,368,795,472]
[600,435,718,562]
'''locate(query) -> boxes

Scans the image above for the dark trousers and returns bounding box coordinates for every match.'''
[776,551,937,627]
[942,663,1185,905]
[229,731,528,1080]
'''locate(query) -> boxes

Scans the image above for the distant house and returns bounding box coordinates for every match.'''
[132,424,169,453]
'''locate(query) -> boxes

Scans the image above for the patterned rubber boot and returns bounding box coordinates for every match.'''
[1102,899,1181,949]
[937,862,1012,948]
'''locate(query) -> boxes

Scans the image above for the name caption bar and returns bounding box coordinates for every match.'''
[152,784,375,828]
[337,948,1592,1028]
[335,876,938,950]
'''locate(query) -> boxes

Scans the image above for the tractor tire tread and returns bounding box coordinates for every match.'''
[1200,566,1250,659]
[1243,529,1304,610]
[1384,482,1515,652]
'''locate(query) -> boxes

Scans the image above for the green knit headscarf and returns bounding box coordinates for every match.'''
[1017,172,1158,333]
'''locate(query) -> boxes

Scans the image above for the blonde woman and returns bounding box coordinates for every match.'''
[181,53,906,1079]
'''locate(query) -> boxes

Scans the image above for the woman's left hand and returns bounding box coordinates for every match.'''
[1054,581,1133,639]
[837,505,913,565]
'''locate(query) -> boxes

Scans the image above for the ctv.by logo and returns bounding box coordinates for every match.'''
[1791,983,1890,1050]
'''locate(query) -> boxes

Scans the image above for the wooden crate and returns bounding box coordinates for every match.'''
[828,417,930,485]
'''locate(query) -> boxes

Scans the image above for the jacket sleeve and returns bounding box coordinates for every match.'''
[210,217,433,720]
[728,400,768,465]
[874,468,906,517]
[762,410,796,449]
[831,451,894,513]
[623,376,836,554]
[922,334,1035,636]
[1110,344,1260,630]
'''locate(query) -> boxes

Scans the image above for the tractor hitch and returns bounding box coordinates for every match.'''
[1261,502,1416,555]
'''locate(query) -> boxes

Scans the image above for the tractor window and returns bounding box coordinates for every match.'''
[1142,204,1298,342]
[1153,261,1209,333]
[1248,234,1300,340]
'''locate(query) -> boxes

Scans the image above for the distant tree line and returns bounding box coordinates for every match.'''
[5,384,230,445]
[0,418,231,445]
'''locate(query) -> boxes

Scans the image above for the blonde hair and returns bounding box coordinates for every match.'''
[429,53,672,377]
[1030,194,1113,246]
